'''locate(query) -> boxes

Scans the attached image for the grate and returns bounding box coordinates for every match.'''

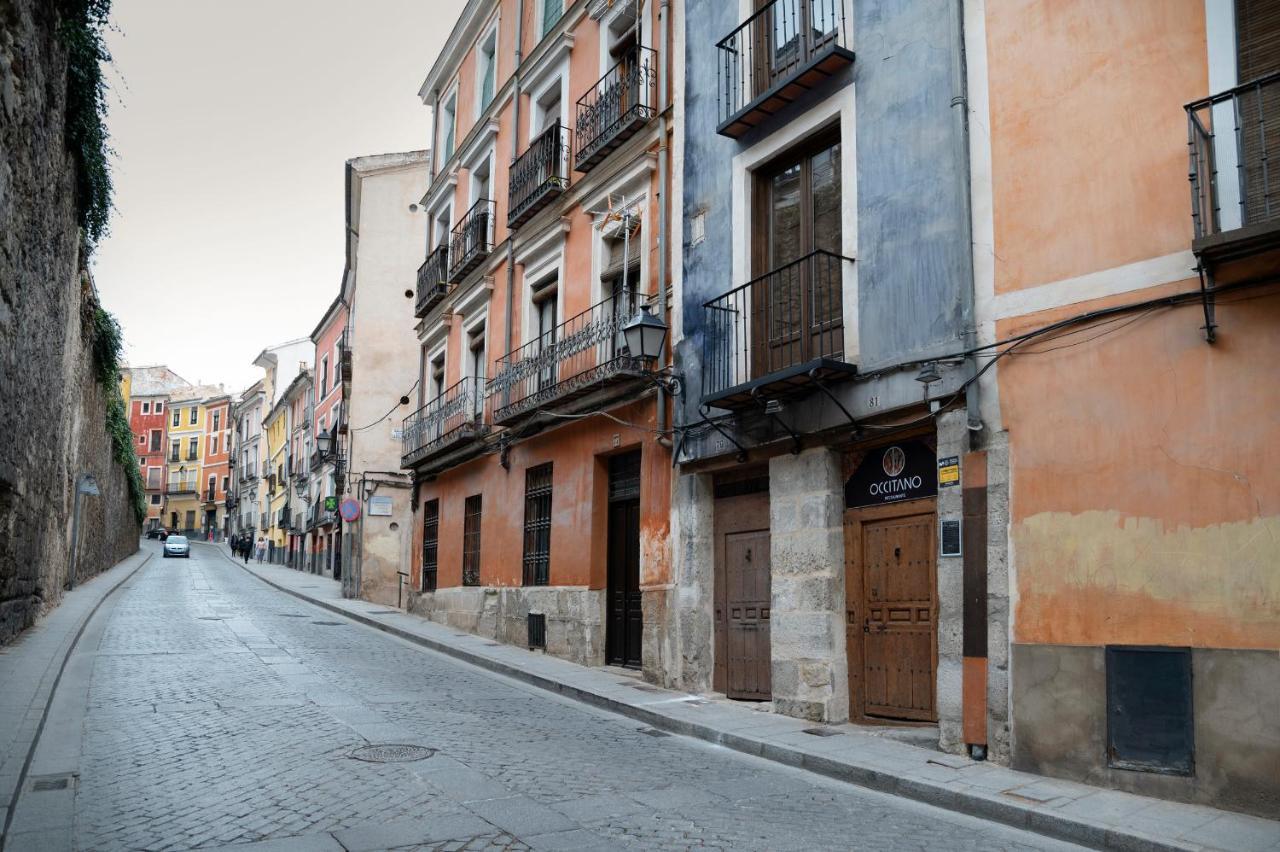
[29,774,74,792]
[198,616,226,621]
[527,613,546,650]
[802,727,843,737]
[367,610,400,615]
[312,621,345,626]
[278,613,309,618]
[349,744,436,763]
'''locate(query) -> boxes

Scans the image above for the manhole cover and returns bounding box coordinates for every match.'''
[349,744,436,763]
[312,621,344,626]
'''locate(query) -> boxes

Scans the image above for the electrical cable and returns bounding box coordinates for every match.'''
[352,379,419,432]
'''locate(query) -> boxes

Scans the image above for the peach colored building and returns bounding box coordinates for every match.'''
[309,298,349,579]
[403,0,676,673]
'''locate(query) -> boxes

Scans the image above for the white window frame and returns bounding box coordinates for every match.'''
[536,0,564,39]
[597,1,647,76]
[474,17,500,119]
[141,401,150,414]
[437,85,459,163]
[426,342,448,402]
[515,221,568,345]
[155,401,163,413]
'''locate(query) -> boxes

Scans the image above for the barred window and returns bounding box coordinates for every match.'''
[422,499,439,592]
[462,495,482,586]
[522,464,553,585]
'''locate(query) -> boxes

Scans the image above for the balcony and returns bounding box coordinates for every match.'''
[339,333,352,382]
[701,249,856,410]
[448,199,495,283]
[277,506,291,527]
[1186,72,1280,284]
[487,293,648,426]
[508,124,571,229]
[401,377,488,470]
[574,46,657,174]
[415,244,451,318]
[716,0,854,139]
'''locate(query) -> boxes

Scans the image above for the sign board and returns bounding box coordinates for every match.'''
[338,498,361,522]
[368,495,393,517]
[844,440,938,509]
[937,456,960,488]
[940,518,962,557]
[323,495,338,512]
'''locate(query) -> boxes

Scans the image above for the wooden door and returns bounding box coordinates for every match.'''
[857,511,937,721]
[606,452,642,668]
[752,136,843,379]
[713,472,771,700]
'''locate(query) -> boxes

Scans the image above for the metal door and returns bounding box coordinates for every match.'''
[862,513,936,721]
[606,452,642,668]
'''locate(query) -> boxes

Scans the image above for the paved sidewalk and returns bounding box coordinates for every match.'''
[219,545,1280,852]
[0,547,150,847]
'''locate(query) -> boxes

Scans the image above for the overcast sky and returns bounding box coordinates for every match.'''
[94,0,466,393]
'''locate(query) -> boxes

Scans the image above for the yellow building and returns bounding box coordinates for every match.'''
[165,385,223,534]
[264,398,290,561]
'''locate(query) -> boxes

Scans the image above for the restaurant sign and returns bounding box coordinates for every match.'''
[845,440,938,508]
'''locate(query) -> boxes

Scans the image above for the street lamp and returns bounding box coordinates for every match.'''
[67,473,100,590]
[623,304,668,362]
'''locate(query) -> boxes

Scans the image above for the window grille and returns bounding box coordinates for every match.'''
[522,464,553,585]
[462,495,482,586]
[422,499,439,592]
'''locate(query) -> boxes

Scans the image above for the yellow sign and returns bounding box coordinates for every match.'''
[938,457,960,487]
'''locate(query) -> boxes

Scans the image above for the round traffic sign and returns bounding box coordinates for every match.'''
[339,498,361,522]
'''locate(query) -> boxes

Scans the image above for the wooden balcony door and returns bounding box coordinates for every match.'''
[752,0,841,97]
[752,134,842,377]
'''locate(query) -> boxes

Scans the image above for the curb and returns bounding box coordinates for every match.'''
[215,546,1193,852]
[1,551,151,852]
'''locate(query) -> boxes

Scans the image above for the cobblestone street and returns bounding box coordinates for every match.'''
[17,543,1085,851]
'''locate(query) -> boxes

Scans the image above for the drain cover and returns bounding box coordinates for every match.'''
[198,616,225,621]
[349,744,436,763]
[29,774,74,792]
[802,727,843,737]
[312,621,344,626]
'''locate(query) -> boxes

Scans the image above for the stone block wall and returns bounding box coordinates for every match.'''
[408,586,606,667]
[768,448,849,723]
[0,0,141,644]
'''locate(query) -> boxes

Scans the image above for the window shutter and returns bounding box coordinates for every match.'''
[1237,0,1280,81]
[543,0,562,36]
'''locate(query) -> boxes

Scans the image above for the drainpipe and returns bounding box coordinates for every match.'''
[654,0,672,447]
[502,0,526,434]
[950,0,982,436]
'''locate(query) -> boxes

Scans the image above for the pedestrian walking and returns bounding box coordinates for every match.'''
[255,536,266,563]
[241,537,250,564]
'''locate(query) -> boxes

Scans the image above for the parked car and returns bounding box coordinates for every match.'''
[145,528,165,539]
[162,535,190,559]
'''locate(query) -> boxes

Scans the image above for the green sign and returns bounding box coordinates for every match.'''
[324,496,337,512]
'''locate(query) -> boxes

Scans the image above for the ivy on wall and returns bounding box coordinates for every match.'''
[92,307,145,525]
[58,0,114,250]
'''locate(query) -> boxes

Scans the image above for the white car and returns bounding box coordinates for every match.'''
[163,535,190,558]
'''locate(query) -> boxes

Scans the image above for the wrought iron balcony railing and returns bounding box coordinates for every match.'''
[448,199,495,283]
[1187,71,1280,243]
[701,249,854,409]
[716,0,853,138]
[575,46,657,174]
[415,244,451,318]
[508,124,571,229]
[487,292,646,424]
[339,332,351,382]
[400,376,488,469]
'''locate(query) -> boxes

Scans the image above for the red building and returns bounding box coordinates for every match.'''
[130,393,169,531]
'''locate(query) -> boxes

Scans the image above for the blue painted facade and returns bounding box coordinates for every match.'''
[676,0,975,460]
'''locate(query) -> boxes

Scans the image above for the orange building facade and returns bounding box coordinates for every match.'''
[199,395,231,540]
[970,0,1280,815]
[403,0,676,672]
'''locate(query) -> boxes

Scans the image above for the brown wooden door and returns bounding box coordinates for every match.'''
[724,530,771,699]
[713,472,771,700]
[752,136,843,379]
[861,512,936,721]
[606,452,642,668]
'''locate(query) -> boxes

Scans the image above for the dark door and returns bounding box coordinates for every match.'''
[752,0,841,96]
[725,530,771,699]
[332,531,342,581]
[606,452,642,668]
[861,513,936,721]
[712,471,771,700]
[753,135,843,377]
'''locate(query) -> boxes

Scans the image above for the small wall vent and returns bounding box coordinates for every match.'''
[527,613,547,650]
